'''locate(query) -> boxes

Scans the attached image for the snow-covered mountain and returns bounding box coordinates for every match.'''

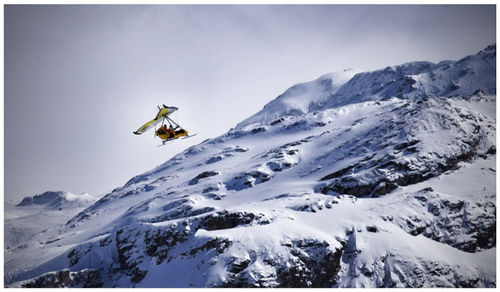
[239,44,495,129]
[5,191,97,266]
[15,191,96,209]
[4,45,496,288]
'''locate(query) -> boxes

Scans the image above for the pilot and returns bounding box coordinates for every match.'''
[165,125,176,138]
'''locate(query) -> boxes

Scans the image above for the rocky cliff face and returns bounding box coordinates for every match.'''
[5,45,496,288]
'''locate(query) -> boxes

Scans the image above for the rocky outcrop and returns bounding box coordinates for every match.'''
[189,171,220,185]
[318,96,491,198]
[277,239,343,287]
[201,210,271,230]
[216,239,343,288]
[226,165,274,191]
[395,189,496,252]
[21,269,103,288]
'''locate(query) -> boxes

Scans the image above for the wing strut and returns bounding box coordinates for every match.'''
[165,116,181,129]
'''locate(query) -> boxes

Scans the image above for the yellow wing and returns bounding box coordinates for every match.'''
[133,106,178,135]
[133,118,162,135]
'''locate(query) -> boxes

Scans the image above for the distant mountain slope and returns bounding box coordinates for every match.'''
[5,191,97,275]
[16,191,96,209]
[5,45,496,288]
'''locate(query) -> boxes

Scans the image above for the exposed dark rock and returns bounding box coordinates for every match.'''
[206,155,224,164]
[67,243,93,267]
[266,160,295,172]
[397,193,496,253]
[141,184,156,192]
[226,168,273,191]
[229,257,251,274]
[232,146,249,153]
[393,140,420,153]
[99,236,112,247]
[320,164,356,181]
[480,145,497,158]
[121,190,139,198]
[251,127,266,134]
[419,187,434,193]
[17,191,66,206]
[189,171,220,185]
[116,228,148,283]
[203,192,225,200]
[486,145,496,155]
[21,269,103,288]
[144,223,192,265]
[201,210,270,231]
[370,181,399,198]
[186,237,232,256]
[448,81,461,92]
[271,117,286,125]
[149,199,215,223]
[125,174,149,186]
[277,239,343,287]
[289,196,339,213]
[262,193,302,201]
[202,186,219,193]
[205,146,249,164]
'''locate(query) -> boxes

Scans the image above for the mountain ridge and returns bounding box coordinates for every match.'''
[16,191,96,209]
[239,43,495,128]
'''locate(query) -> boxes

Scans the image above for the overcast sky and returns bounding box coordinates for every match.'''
[4,4,496,203]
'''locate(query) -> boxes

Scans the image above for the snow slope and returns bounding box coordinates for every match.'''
[4,45,496,288]
[238,68,360,127]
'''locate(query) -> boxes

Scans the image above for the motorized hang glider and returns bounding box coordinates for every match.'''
[133,105,195,144]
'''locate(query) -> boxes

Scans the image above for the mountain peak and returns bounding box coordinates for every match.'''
[17,191,65,206]
[17,191,96,209]
[237,68,360,127]
[239,45,495,129]
[479,43,495,55]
